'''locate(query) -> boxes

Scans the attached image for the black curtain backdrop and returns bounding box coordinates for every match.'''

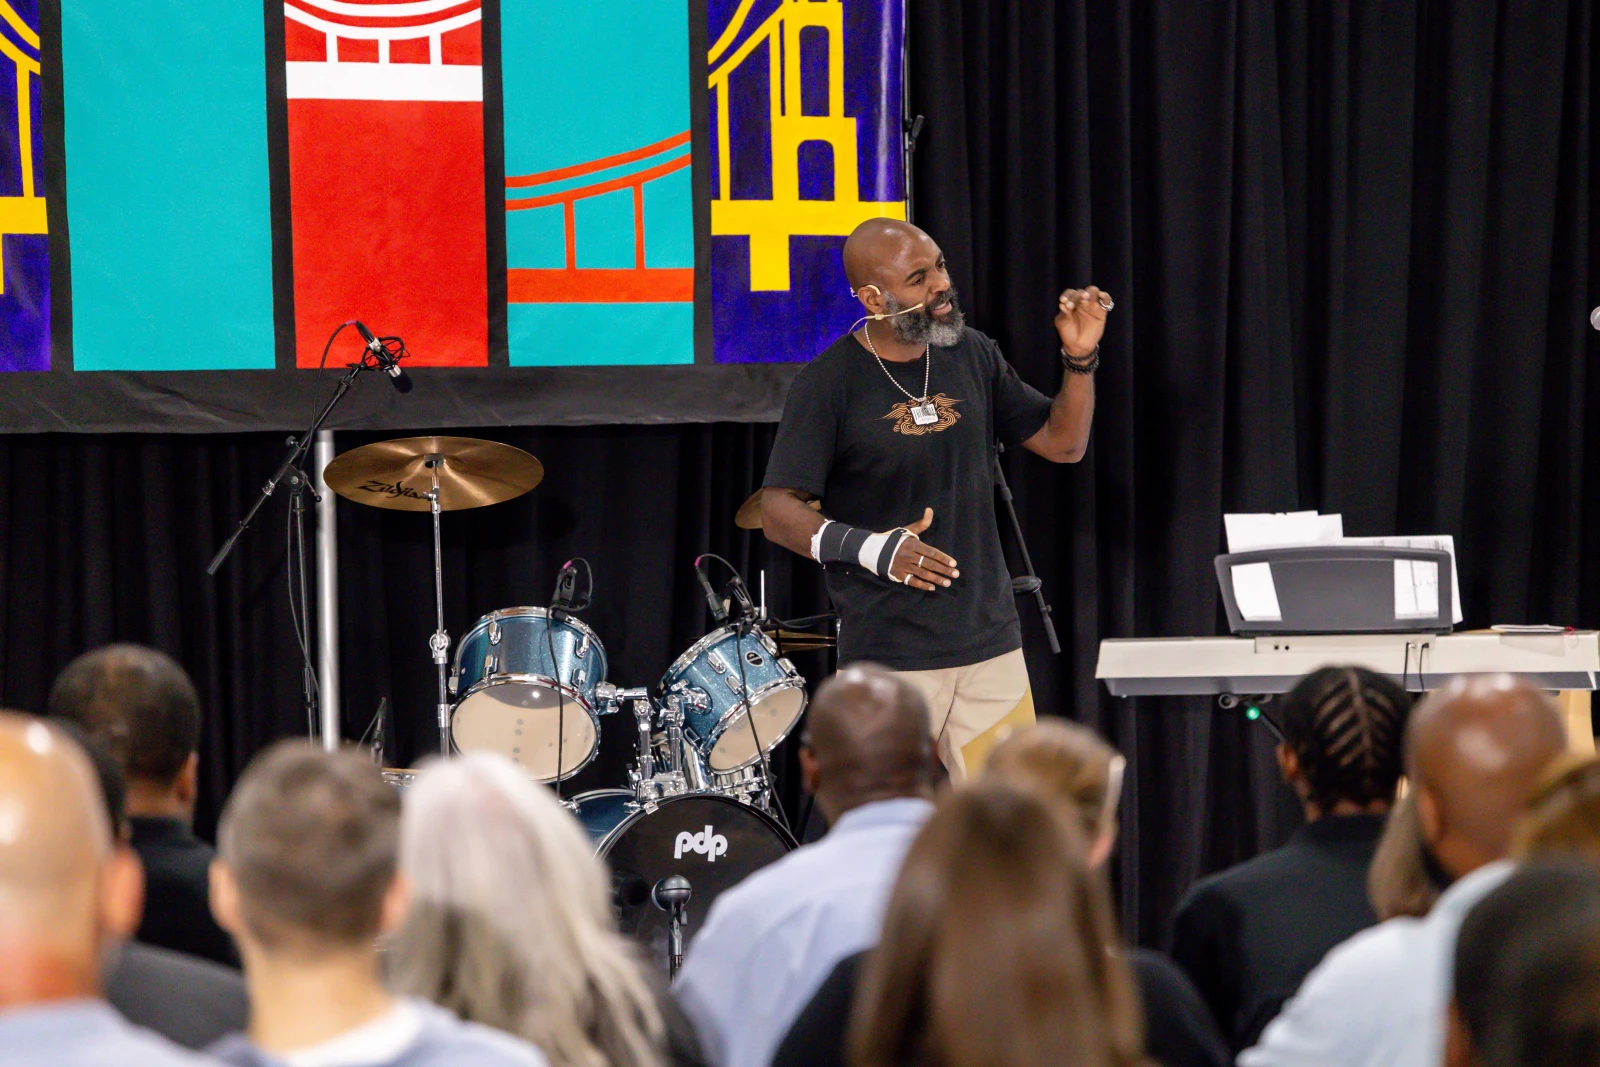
[0,0,1593,946]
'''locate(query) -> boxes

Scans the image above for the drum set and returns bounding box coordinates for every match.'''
[324,437,832,973]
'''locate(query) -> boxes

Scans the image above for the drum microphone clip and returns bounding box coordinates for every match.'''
[550,558,592,621]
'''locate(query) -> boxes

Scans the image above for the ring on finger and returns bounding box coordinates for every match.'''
[1098,295,1114,311]
[918,554,924,569]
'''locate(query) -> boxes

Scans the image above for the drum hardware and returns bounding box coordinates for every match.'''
[324,435,543,755]
[651,875,692,978]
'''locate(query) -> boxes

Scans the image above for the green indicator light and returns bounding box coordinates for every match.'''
[1246,705,1261,720]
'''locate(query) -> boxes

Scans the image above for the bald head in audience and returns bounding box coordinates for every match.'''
[1408,675,1567,880]
[800,663,936,823]
[0,712,142,1006]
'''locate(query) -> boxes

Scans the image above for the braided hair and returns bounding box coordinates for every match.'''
[1278,666,1412,814]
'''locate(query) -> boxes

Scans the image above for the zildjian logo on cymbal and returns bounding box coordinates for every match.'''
[357,479,429,501]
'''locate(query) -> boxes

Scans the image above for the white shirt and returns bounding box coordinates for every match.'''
[672,796,933,1067]
[1239,860,1514,1067]
[281,1001,425,1067]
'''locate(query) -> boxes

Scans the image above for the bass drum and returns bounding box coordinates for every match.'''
[571,789,795,969]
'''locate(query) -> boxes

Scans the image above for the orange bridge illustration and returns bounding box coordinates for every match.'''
[506,130,692,303]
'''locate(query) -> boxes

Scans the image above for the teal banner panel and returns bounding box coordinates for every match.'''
[501,0,694,366]
[62,0,276,370]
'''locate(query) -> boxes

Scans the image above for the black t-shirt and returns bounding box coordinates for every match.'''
[762,327,1053,671]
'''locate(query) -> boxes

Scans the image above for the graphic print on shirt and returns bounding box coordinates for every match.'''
[883,394,962,436]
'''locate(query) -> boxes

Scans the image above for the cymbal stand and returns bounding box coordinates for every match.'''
[287,467,321,741]
[994,441,1061,654]
[425,455,452,756]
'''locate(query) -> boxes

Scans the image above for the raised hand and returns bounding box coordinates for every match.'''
[1055,285,1113,359]
[889,508,960,592]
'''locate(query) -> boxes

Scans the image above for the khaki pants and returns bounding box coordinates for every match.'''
[891,648,1035,782]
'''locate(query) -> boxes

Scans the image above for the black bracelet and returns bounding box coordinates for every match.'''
[1061,344,1100,374]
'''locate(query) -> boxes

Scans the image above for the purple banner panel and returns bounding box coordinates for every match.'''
[0,0,48,371]
[708,0,905,364]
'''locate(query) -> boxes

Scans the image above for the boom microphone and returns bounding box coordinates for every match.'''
[350,320,413,393]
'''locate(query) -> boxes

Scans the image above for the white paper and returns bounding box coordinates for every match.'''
[1225,511,1345,553]
[1393,559,1440,619]
[1341,535,1462,624]
[1231,561,1283,622]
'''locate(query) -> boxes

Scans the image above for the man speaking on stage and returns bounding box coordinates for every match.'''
[760,217,1110,780]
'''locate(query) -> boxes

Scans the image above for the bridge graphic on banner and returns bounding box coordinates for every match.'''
[284,0,483,100]
[505,130,693,303]
[709,0,904,292]
[0,0,44,294]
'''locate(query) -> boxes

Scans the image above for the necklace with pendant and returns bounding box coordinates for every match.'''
[863,324,938,426]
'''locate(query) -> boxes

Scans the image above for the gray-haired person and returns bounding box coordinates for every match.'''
[206,742,549,1067]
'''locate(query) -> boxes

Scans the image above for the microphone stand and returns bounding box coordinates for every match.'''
[993,442,1061,654]
[207,356,369,742]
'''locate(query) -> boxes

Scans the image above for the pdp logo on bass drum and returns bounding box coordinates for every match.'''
[674,825,729,862]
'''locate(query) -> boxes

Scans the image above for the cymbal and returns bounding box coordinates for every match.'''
[735,489,822,530]
[325,437,542,512]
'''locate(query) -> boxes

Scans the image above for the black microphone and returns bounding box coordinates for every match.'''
[652,874,692,912]
[726,573,756,622]
[350,320,413,393]
[551,560,579,618]
[1591,307,1600,331]
[694,556,729,623]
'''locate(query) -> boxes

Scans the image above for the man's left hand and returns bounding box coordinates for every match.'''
[1055,286,1112,359]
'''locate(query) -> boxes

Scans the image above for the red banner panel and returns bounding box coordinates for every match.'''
[285,0,487,367]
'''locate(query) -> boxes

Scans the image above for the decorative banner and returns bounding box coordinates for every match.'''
[0,0,904,430]
[501,0,694,366]
[0,0,46,372]
[61,0,278,370]
[708,0,905,363]
[284,0,489,368]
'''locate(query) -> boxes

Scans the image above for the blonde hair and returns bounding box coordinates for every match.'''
[983,720,1125,844]
[1366,789,1439,921]
[1513,754,1600,863]
[388,753,665,1067]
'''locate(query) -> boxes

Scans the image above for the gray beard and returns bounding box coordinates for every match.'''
[884,292,965,347]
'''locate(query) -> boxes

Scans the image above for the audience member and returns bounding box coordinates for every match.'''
[1240,674,1566,1067]
[1366,790,1441,921]
[673,664,936,1067]
[1170,666,1410,1051]
[0,712,213,1065]
[206,741,547,1067]
[774,720,1226,1067]
[391,751,698,1067]
[55,716,249,1049]
[849,783,1146,1067]
[1512,753,1600,861]
[1446,861,1600,1067]
[49,644,239,967]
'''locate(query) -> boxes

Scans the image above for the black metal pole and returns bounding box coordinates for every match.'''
[994,442,1061,654]
[206,360,364,576]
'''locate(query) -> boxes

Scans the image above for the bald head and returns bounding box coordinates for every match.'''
[1407,676,1566,877]
[842,218,931,290]
[0,713,111,905]
[802,664,935,820]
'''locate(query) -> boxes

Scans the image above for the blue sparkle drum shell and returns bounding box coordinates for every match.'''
[450,607,607,782]
[658,626,807,773]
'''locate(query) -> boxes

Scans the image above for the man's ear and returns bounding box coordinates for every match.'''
[99,845,145,941]
[799,747,821,797]
[210,858,243,938]
[378,873,411,937]
[856,283,885,316]
[1275,742,1300,785]
[1443,999,1479,1067]
[1415,785,1445,849]
[174,752,200,807]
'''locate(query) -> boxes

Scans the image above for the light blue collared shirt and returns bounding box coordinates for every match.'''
[0,998,219,1066]
[1238,860,1514,1067]
[672,796,934,1067]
